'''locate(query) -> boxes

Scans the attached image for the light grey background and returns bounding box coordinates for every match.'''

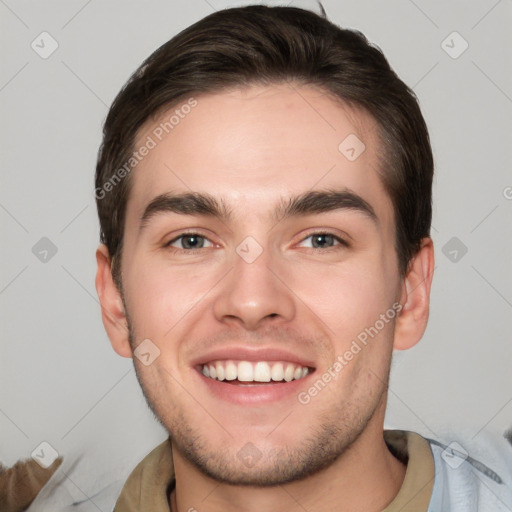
[1,0,511,491]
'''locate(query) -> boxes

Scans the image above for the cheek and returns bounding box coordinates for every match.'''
[122,256,222,338]
[289,257,396,336]
[291,259,399,382]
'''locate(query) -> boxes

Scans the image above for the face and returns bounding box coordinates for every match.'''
[115,84,405,485]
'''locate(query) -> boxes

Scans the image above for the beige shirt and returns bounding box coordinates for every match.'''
[114,430,434,512]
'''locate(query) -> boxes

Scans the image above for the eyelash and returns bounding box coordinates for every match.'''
[164,231,349,253]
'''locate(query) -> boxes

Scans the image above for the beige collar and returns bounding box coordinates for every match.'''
[114,430,434,512]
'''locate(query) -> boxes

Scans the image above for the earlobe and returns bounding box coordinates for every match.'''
[393,238,435,351]
[95,245,133,358]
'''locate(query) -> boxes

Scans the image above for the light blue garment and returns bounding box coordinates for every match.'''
[426,432,512,511]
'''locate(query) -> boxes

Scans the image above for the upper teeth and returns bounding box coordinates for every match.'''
[201,360,309,383]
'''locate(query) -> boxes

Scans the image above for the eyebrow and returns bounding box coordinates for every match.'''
[139,188,377,230]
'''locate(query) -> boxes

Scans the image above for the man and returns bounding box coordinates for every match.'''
[94,4,512,511]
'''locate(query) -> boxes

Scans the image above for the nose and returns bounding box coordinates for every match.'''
[212,243,296,331]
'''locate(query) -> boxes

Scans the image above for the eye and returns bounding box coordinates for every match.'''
[298,232,348,250]
[165,233,214,251]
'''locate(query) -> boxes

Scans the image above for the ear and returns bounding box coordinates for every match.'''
[95,244,132,358]
[393,237,434,351]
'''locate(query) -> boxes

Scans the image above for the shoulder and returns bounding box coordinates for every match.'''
[423,429,512,511]
[112,438,175,512]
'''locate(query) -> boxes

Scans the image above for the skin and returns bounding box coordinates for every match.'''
[96,83,434,512]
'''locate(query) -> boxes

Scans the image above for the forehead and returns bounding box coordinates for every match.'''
[128,83,391,226]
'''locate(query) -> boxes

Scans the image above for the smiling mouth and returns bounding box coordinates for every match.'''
[199,360,313,384]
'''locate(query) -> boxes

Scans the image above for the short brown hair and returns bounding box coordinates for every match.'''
[95,4,433,287]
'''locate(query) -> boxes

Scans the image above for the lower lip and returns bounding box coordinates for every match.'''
[196,370,314,405]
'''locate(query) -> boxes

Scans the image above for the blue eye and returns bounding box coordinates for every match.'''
[166,233,213,250]
[299,233,348,249]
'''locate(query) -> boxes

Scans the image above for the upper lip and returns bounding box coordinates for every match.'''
[191,346,316,369]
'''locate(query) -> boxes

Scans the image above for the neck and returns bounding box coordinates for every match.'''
[169,406,406,512]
